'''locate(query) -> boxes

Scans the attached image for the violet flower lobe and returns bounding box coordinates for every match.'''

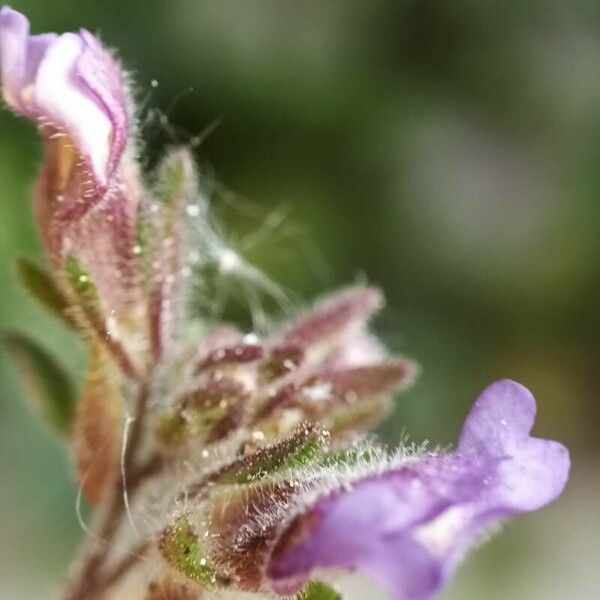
[268,380,570,600]
[0,6,127,189]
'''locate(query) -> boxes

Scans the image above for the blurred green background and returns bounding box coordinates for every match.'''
[1,1,599,598]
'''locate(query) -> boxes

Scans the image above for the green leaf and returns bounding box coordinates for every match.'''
[16,257,76,329]
[1,331,75,434]
[63,255,139,379]
[63,255,107,337]
[298,581,342,600]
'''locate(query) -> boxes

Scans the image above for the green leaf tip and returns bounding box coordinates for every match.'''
[298,580,342,600]
[159,515,231,588]
[63,255,106,334]
[16,257,75,329]
[1,331,75,434]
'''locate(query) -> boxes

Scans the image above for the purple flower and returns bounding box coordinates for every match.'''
[0,6,128,188]
[268,380,570,600]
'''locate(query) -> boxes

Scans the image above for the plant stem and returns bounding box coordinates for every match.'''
[60,382,152,600]
[98,540,151,591]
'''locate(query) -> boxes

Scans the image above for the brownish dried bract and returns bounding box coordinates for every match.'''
[146,578,200,600]
[73,344,122,504]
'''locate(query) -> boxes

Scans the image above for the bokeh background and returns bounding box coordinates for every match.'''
[1,1,599,598]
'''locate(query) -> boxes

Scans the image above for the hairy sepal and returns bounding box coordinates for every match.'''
[171,426,331,591]
[206,423,328,487]
[156,377,248,450]
[145,147,197,362]
[159,515,231,588]
[258,359,417,437]
[280,287,383,355]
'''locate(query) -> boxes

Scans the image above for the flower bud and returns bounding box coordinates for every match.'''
[1,7,145,351]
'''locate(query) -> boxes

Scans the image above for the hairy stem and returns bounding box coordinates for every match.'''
[99,540,151,591]
[61,382,153,600]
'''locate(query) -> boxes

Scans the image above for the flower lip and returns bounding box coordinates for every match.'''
[267,379,570,600]
[0,5,128,186]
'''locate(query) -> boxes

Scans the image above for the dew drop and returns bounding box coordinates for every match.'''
[218,248,239,273]
[301,382,333,403]
[243,333,260,345]
[283,359,296,371]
